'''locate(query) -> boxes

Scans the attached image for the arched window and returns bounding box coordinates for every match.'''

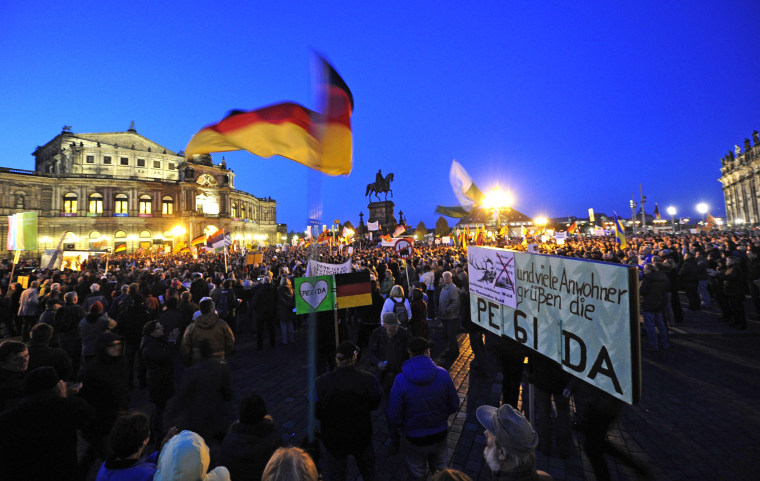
[89,231,101,240]
[114,230,127,239]
[14,194,24,209]
[88,193,103,214]
[240,204,246,219]
[139,230,151,238]
[63,193,77,214]
[231,202,238,218]
[114,194,128,214]
[162,195,174,215]
[139,195,152,215]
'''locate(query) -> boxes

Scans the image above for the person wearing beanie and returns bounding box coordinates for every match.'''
[476,403,553,480]
[0,366,92,481]
[79,300,117,364]
[315,341,381,481]
[221,393,282,481]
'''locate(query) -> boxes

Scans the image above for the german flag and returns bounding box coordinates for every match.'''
[114,243,126,253]
[335,271,371,309]
[184,56,353,176]
[191,234,206,247]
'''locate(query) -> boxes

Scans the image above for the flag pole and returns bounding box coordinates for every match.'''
[8,250,21,292]
[223,228,228,273]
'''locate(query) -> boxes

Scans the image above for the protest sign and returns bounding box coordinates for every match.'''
[305,258,352,276]
[295,275,335,314]
[468,246,641,404]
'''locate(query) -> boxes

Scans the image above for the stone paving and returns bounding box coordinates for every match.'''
[129,298,760,480]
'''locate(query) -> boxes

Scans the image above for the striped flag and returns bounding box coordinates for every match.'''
[335,271,372,309]
[114,244,127,253]
[567,221,578,234]
[613,212,627,249]
[191,234,206,246]
[185,56,353,176]
[393,224,408,238]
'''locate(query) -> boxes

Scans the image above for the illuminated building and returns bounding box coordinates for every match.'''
[0,124,278,256]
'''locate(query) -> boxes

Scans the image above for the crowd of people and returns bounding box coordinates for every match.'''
[0,228,757,480]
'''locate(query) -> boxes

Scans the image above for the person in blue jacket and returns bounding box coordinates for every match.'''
[386,337,459,480]
[96,412,158,481]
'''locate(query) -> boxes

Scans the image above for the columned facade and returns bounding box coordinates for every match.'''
[719,130,760,226]
[1,126,279,258]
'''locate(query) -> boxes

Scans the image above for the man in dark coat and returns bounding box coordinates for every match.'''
[190,273,210,306]
[54,291,85,377]
[253,276,278,350]
[27,323,72,381]
[720,255,748,329]
[640,263,671,351]
[316,341,382,481]
[0,366,93,481]
[221,393,282,481]
[0,340,29,411]
[678,253,700,311]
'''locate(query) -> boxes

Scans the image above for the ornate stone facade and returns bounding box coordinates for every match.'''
[1,125,278,257]
[719,130,760,226]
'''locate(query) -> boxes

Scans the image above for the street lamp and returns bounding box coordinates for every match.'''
[483,186,514,237]
[696,203,708,224]
[666,206,677,232]
[534,216,548,238]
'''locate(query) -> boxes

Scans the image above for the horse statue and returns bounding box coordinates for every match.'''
[365,171,394,201]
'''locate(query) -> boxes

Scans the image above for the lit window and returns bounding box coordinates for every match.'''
[63,193,77,214]
[120,157,129,166]
[241,205,246,219]
[88,193,103,214]
[139,195,152,214]
[162,196,174,215]
[231,203,237,218]
[114,194,128,214]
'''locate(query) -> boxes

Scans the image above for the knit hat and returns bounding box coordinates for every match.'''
[336,340,359,361]
[381,312,399,326]
[476,404,539,455]
[24,366,60,396]
[90,301,103,314]
[408,337,434,356]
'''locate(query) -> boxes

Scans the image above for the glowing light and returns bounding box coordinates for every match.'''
[482,186,514,211]
[171,225,186,237]
[696,203,708,215]
[534,216,548,227]
[666,206,676,216]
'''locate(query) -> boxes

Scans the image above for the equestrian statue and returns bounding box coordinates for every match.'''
[365,169,394,201]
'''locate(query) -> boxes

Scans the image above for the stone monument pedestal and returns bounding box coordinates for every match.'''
[368,201,396,233]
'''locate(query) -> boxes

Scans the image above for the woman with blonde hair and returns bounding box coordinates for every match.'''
[261,446,318,481]
[380,285,412,328]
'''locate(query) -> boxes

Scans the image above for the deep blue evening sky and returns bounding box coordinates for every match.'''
[2,2,759,231]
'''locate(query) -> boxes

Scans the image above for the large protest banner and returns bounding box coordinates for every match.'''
[468,246,641,404]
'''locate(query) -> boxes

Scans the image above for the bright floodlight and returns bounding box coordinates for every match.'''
[696,203,708,215]
[171,225,186,237]
[666,206,676,216]
[482,186,514,211]
[735,218,744,225]
[534,216,548,226]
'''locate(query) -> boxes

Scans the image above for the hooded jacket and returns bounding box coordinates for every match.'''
[220,417,281,481]
[386,355,459,438]
[154,430,230,481]
[180,313,235,364]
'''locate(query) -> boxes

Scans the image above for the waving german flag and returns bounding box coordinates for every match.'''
[185,56,353,176]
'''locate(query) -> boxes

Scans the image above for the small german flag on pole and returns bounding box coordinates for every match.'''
[114,244,127,253]
[190,234,206,247]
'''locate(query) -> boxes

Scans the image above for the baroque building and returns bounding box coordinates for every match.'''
[719,130,760,226]
[0,124,278,257]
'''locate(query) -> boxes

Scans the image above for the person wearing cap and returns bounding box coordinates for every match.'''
[368,312,411,395]
[476,404,553,480]
[79,300,117,364]
[315,340,381,481]
[386,337,459,480]
[438,271,461,360]
[0,366,92,481]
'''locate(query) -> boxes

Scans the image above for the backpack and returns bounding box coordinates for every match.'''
[217,291,230,318]
[391,298,409,324]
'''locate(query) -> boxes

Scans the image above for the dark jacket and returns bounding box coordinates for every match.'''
[220,417,281,481]
[0,393,93,481]
[0,367,25,411]
[640,270,670,313]
[368,325,411,373]
[27,343,73,381]
[253,283,278,319]
[316,365,381,454]
[386,355,459,438]
[276,285,295,323]
[139,334,175,405]
[678,257,699,286]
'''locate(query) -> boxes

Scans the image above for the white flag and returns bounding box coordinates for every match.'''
[367,221,380,231]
